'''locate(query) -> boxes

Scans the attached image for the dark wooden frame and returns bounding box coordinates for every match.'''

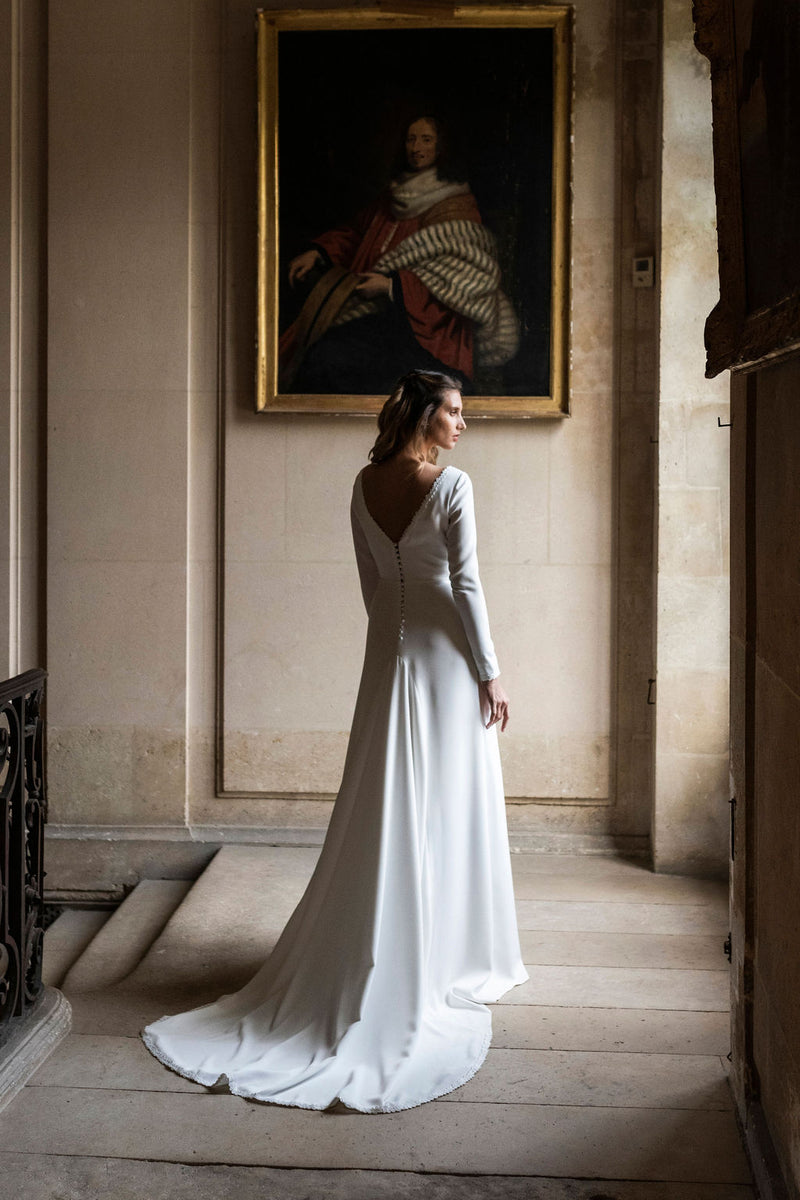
[694,0,800,377]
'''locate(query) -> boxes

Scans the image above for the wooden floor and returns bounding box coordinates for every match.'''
[0,848,755,1199]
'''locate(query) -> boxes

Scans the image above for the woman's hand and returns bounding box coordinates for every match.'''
[288,248,322,286]
[479,677,510,732]
[355,272,392,299]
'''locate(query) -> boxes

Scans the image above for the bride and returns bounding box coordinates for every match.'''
[142,369,528,1112]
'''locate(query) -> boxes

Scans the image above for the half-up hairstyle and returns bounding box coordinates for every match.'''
[369,370,461,465]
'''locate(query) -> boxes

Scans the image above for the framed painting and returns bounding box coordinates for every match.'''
[695,0,800,376]
[256,6,572,417]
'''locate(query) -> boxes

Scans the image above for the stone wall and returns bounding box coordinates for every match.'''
[0,0,731,880]
[653,0,730,876]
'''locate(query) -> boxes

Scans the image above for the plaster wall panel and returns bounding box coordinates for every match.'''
[47,559,190,824]
[46,2,195,827]
[225,413,288,565]
[47,220,191,395]
[48,561,188,729]
[283,421,374,564]
[47,390,187,565]
[223,730,350,798]
[49,0,191,58]
[223,561,363,736]
[48,726,187,828]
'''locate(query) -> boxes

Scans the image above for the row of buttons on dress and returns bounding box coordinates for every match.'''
[394,542,406,645]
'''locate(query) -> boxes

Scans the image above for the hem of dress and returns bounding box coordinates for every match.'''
[483,965,529,1004]
[141,1019,493,1115]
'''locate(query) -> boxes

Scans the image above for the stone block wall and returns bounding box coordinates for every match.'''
[653,0,730,876]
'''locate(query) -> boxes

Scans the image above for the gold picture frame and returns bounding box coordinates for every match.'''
[256,5,572,417]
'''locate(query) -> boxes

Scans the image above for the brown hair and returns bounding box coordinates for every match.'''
[369,370,461,465]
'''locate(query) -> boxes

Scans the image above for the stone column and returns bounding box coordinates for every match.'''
[0,0,46,677]
[653,0,730,876]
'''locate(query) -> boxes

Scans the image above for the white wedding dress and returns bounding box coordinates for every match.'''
[142,464,527,1112]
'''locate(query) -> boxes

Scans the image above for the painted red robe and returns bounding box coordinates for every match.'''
[281,190,481,381]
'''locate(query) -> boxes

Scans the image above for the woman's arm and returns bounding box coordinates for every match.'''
[479,676,510,732]
[350,490,379,614]
[446,471,500,684]
[446,474,509,729]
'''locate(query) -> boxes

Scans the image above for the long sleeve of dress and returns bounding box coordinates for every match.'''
[446,471,500,681]
[351,491,379,614]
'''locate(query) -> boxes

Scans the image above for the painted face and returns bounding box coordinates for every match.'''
[405,119,438,172]
[427,390,466,451]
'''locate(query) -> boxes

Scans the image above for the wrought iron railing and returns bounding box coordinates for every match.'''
[0,669,47,1046]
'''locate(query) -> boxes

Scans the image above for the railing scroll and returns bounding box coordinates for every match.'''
[0,669,47,1047]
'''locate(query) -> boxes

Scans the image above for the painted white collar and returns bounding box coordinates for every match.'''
[389,168,470,220]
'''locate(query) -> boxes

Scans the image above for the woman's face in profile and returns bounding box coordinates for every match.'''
[427,390,466,451]
[405,119,438,172]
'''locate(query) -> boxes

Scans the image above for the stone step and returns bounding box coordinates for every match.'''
[42,909,112,988]
[121,846,319,995]
[121,846,730,1001]
[61,880,193,994]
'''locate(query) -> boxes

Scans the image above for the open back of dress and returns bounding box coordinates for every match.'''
[142,464,527,1113]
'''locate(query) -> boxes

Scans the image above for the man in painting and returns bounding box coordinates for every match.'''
[279,115,518,394]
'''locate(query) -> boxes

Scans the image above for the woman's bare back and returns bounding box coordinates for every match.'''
[360,460,446,544]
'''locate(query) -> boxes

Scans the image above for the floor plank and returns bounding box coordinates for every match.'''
[29,1036,733,1111]
[0,1153,758,1200]
[0,1088,753,1182]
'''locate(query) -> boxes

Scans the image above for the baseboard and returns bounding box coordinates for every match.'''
[507,831,650,857]
[43,823,652,896]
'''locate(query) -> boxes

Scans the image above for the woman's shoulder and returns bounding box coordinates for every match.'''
[352,465,369,498]
[441,464,473,500]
